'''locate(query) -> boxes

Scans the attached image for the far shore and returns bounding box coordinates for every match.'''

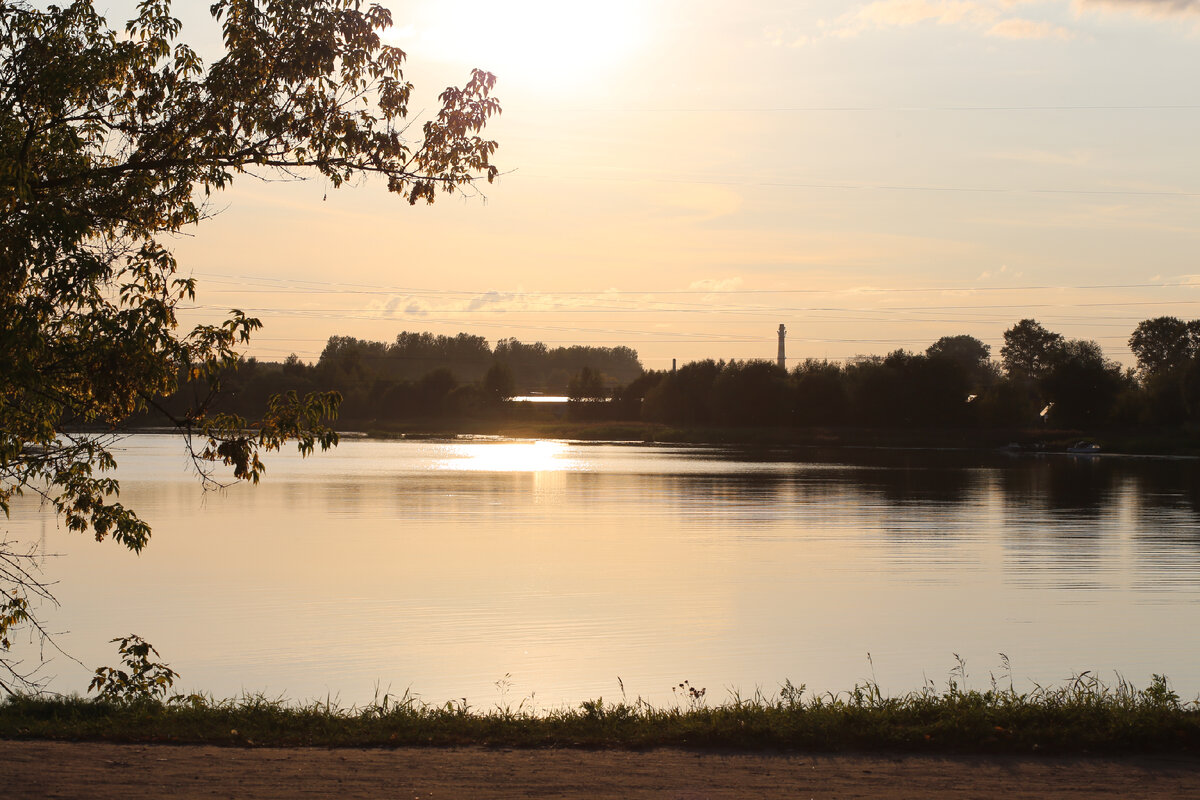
[90,420,1200,457]
[349,420,1200,457]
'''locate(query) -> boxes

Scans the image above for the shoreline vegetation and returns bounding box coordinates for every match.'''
[351,419,1200,457]
[2,672,1197,755]
[116,420,1200,457]
[127,321,1200,458]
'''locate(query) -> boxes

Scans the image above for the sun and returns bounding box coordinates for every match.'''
[401,0,648,89]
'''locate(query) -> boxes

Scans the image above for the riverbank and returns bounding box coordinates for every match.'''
[91,417,1200,456]
[354,419,1200,456]
[4,673,1197,755]
[7,741,1199,799]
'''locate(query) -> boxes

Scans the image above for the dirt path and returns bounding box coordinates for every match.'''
[6,741,1200,799]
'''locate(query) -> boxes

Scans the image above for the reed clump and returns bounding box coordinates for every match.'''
[1,671,1197,754]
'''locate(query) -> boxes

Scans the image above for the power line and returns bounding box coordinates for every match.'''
[533,104,1200,114]
[195,276,1200,296]
[183,297,1200,318]
[520,171,1200,199]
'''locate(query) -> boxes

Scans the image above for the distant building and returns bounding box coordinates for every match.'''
[777,324,786,369]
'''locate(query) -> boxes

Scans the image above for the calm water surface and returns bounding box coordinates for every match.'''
[8,435,1200,706]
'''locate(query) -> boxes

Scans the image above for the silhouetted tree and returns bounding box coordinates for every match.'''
[845,355,899,426]
[977,377,1041,427]
[417,369,459,414]
[642,360,721,426]
[711,361,790,426]
[1,0,500,690]
[907,351,974,426]
[282,354,308,378]
[791,359,848,426]
[567,367,606,401]
[926,335,995,389]
[610,371,665,419]
[566,367,607,421]
[1040,340,1126,428]
[1001,319,1064,381]
[389,332,492,382]
[482,362,516,404]
[492,338,640,392]
[1128,317,1199,379]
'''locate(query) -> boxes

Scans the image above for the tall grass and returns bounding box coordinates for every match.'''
[2,670,1197,754]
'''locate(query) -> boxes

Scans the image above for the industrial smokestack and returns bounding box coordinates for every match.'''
[777,324,786,369]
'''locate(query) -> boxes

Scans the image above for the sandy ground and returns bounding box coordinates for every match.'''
[6,741,1200,799]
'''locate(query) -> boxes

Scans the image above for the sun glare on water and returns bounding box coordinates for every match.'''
[401,0,648,89]
[434,440,586,472]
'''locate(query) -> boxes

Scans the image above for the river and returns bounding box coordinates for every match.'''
[6,435,1200,707]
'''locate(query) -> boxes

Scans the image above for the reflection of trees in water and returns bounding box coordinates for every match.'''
[1130,516,1200,591]
[668,457,1200,587]
[1117,462,1200,583]
[998,458,1117,518]
[642,465,984,555]
[994,460,1113,586]
[997,456,1200,519]
[994,457,1200,590]
[652,474,795,532]
[845,464,977,506]
[1120,460,1200,519]
[681,450,1200,578]
[298,450,1200,568]
[383,472,576,518]
[707,446,989,505]
[651,467,978,511]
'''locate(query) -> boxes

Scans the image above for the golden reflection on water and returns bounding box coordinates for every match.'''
[432,440,586,472]
[11,436,1200,707]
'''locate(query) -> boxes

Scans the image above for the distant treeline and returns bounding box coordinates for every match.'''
[147,318,1200,431]
[605,317,1200,431]
[318,333,644,388]
[155,332,644,423]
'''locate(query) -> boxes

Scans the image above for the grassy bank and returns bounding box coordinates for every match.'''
[3,674,1198,755]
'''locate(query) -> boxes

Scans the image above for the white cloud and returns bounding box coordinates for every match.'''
[764,24,811,47]
[466,290,515,312]
[688,277,745,292]
[372,295,429,318]
[986,148,1093,166]
[1074,0,1200,16]
[823,0,1076,39]
[987,17,1075,37]
[825,0,1200,39]
[861,0,998,27]
[828,0,999,37]
[978,264,1016,281]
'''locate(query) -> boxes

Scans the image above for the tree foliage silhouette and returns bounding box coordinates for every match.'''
[1001,320,1064,381]
[1128,317,1200,378]
[0,0,500,691]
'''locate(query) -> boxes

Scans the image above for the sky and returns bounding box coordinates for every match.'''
[116,0,1200,370]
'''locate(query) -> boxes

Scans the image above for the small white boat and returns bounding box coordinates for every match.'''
[1067,441,1101,454]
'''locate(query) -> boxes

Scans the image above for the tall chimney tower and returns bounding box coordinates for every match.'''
[777,324,787,369]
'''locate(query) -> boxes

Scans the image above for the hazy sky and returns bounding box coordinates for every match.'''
[131,0,1200,369]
